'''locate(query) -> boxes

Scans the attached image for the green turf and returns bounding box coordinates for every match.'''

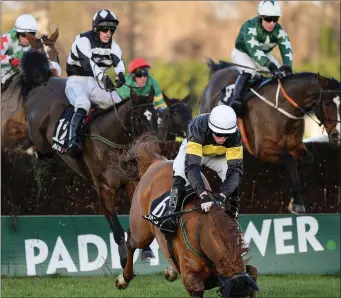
[2,273,340,297]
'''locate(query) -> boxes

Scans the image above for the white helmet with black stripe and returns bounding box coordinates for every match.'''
[208,105,237,134]
[92,9,119,28]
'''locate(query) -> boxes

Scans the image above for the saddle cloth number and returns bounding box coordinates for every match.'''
[143,191,171,227]
[220,84,235,106]
[52,106,74,154]
[53,119,69,145]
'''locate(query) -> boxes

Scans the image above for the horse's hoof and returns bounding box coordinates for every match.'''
[141,250,155,260]
[115,274,129,290]
[164,266,178,282]
[118,241,128,268]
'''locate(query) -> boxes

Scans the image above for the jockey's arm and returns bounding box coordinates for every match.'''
[75,36,104,80]
[276,25,293,69]
[185,126,206,196]
[151,79,167,110]
[1,33,12,65]
[111,43,125,75]
[220,133,243,199]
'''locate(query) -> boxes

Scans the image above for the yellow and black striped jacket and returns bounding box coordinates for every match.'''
[185,114,243,198]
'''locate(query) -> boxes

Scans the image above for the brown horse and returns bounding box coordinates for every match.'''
[1,30,61,150]
[113,134,259,297]
[18,49,159,268]
[200,59,341,214]
[157,93,193,141]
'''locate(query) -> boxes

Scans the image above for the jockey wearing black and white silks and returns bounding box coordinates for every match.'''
[65,9,126,153]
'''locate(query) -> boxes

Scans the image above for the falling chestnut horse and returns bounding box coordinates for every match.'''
[200,59,341,214]
[113,134,259,297]
[1,30,61,150]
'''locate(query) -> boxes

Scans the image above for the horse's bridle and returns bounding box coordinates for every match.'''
[130,101,157,139]
[39,37,60,64]
[315,88,341,135]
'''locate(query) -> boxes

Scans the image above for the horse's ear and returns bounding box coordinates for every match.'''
[162,92,172,107]
[25,33,38,48]
[149,85,155,99]
[130,88,137,102]
[49,29,59,43]
[317,72,327,88]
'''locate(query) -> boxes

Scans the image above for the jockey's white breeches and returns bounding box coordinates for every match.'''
[65,76,122,113]
[231,48,281,79]
[173,139,228,185]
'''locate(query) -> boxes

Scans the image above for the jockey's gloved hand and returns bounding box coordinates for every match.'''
[268,62,284,79]
[200,191,213,212]
[103,75,115,92]
[279,65,293,76]
[115,72,126,88]
[10,58,20,68]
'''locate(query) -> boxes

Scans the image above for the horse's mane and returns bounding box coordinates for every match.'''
[206,58,233,77]
[91,98,130,121]
[209,205,249,275]
[111,133,166,181]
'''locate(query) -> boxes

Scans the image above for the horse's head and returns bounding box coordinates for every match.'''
[26,29,61,77]
[194,204,258,297]
[130,85,158,137]
[162,92,193,138]
[316,73,341,147]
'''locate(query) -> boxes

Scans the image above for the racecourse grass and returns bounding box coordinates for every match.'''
[2,273,340,297]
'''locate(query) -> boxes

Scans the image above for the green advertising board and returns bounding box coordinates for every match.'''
[1,214,339,276]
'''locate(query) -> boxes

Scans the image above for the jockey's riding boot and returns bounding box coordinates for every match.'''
[230,73,252,117]
[160,176,186,235]
[68,108,87,153]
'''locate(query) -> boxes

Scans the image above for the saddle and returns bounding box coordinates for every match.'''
[143,185,196,229]
[220,75,275,107]
[48,77,109,155]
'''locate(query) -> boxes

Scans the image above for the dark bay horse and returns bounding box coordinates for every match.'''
[19,49,159,268]
[1,30,61,150]
[157,93,193,141]
[200,59,341,214]
[114,134,258,297]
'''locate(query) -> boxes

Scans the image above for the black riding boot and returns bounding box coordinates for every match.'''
[230,73,252,117]
[223,187,240,220]
[68,108,87,154]
[159,176,186,234]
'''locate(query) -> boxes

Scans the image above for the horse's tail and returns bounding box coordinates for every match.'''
[206,57,233,77]
[20,49,52,97]
[112,133,166,181]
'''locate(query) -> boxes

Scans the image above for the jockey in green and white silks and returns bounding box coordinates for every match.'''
[1,14,38,89]
[230,0,293,115]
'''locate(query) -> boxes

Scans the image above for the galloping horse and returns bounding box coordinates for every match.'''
[1,30,61,149]
[157,93,193,141]
[200,59,341,214]
[114,134,259,297]
[19,49,159,268]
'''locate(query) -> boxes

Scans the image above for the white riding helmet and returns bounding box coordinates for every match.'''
[208,106,237,134]
[258,1,282,17]
[15,14,38,33]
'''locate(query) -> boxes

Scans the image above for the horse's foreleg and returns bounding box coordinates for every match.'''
[115,228,136,290]
[124,181,155,260]
[98,182,127,268]
[280,150,305,214]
